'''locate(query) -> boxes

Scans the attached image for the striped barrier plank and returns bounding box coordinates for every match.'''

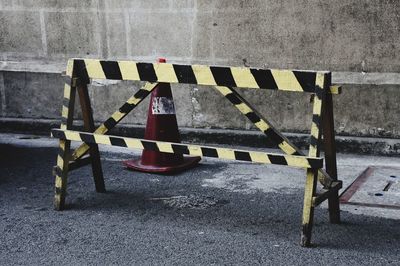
[51,129,323,169]
[67,58,340,94]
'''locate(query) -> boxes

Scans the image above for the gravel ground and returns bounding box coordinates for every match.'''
[0,143,400,265]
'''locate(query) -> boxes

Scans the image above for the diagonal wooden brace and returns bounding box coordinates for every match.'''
[213,86,334,188]
[71,82,158,161]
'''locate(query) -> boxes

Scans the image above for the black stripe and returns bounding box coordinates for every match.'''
[64,78,72,86]
[80,133,95,144]
[308,159,321,169]
[314,85,324,99]
[173,64,197,84]
[141,141,159,151]
[137,63,158,82]
[73,59,90,84]
[245,112,261,124]
[312,114,321,126]
[264,128,285,147]
[58,149,65,158]
[293,71,316,93]
[100,61,123,80]
[135,89,151,99]
[52,129,66,139]
[55,187,63,194]
[110,137,127,147]
[225,93,242,105]
[60,117,68,124]
[171,144,190,155]
[234,151,252,161]
[210,67,237,87]
[201,147,218,157]
[103,118,117,130]
[310,136,319,147]
[119,102,135,113]
[268,154,287,165]
[250,69,278,90]
[63,97,71,107]
[54,166,63,177]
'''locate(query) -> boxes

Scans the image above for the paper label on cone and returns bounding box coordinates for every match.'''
[151,97,176,115]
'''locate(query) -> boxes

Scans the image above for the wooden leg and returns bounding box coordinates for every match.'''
[322,93,340,224]
[54,140,71,210]
[301,73,326,246]
[54,80,76,210]
[301,169,318,247]
[77,83,106,193]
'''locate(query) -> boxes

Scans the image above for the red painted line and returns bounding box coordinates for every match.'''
[339,166,374,203]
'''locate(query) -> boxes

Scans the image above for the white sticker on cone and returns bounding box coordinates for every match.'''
[151,97,176,115]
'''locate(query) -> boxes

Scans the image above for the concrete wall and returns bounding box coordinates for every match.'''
[0,0,399,138]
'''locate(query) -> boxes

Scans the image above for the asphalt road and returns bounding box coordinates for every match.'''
[1,142,400,265]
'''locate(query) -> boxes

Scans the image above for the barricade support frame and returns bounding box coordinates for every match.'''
[52,58,342,246]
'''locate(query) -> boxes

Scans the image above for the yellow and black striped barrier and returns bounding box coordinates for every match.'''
[52,129,323,169]
[52,58,343,247]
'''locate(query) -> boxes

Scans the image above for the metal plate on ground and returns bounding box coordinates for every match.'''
[340,166,400,209]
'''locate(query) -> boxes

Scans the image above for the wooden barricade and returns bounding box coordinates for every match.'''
[52,58,343,246]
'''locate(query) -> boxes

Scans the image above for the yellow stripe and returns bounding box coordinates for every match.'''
[55,176,63,188]
[65,131,81,141]
[188,145,203,156]
[127,96,140,105]
[249,152,271,164]
[61,106,68,118]
[254,120,269,131]
[217,148,236,160]
[214,86,232,96]
[157,142,174,153]
[57,155,64,167]
[94,134,111,145]
[94,124,108,135]
[285,156,310,168]
[271,70,303,91]
[231,67,258,88]
[192,65,216,85]
[63,84,71,98]
[144,82,157,91]
[84,59,106,79]
[118,61,140,80]
[329,85,341,95]
[236,103,252,115]
[66,59,74,76]
[124,138,144,149]
[111,111,124,121]
[278,142,297,155]
[153,63,178,83]
[315,72,325,88]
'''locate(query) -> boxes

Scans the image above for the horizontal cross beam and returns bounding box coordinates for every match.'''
[67,58,339,94]
[51,129,323,169]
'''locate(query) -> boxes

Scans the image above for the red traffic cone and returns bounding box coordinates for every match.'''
[124,58,201,173]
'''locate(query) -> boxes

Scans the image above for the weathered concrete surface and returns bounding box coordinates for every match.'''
[1,0,400,71]
[0,0,399,142]
[0,71,399,140]
[0,134,400,264]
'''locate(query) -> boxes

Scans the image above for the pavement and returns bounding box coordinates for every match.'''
[0,133,400,265]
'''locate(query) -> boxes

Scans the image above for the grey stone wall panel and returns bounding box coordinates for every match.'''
[45,11,99,57]
[0,11,42,54]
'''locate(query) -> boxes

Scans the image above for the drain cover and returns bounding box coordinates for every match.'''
[340,166,400,209]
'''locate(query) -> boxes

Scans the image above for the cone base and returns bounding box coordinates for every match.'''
[123,156,201,174]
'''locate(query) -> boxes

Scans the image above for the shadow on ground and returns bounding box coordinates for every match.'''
[0,144,399,265]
